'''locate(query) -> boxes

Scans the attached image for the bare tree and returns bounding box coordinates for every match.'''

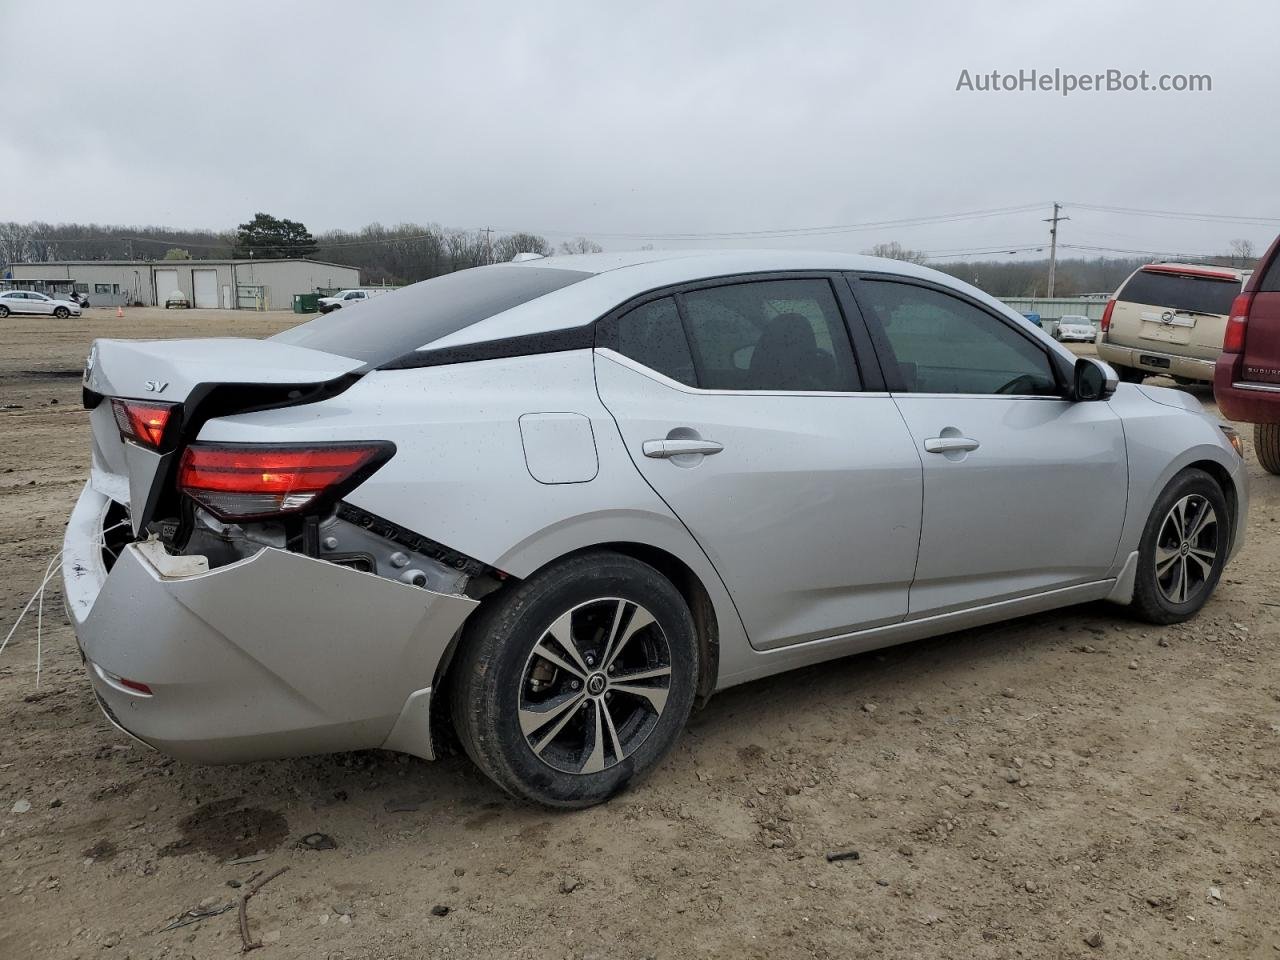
[493,232,553,262]
[558,237,603,255]
[1228,238,1256,268]
[864,241,929,265]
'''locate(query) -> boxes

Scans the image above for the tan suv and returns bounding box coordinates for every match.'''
[1097,263,1250,384]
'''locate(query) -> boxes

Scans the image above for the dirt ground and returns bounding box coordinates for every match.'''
[1,307,1277,960]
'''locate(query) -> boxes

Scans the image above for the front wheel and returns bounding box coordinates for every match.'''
[1130,468,1229,624]
[0,305,9,318]
[450,551,699,808]
[1256,423,1280,475]
[54,306,69,319]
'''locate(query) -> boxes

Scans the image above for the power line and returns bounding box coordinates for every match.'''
[490,203,1050,241]
[1059,242,1223,259]
[1066,201,1280,226]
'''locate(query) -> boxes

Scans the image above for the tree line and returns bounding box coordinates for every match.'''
[0,214,1257,296]
[0,216,603,287]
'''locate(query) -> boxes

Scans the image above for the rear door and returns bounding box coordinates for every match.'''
[594,274,923,651]
[850,274,1128,616]
[1243,240,1280,385]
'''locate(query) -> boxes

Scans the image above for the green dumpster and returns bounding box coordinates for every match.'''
[293,293,321,314]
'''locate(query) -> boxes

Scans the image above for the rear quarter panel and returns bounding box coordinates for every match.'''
[194,349,753,671]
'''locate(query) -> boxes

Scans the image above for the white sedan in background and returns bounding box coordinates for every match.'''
[0,290,83,319]
[1054,314,1097,342]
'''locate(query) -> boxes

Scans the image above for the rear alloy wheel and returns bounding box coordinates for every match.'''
[54,306,69,319]
[450,551,698,808]
[1255,423,1280,475]
[1130,468,1228,624]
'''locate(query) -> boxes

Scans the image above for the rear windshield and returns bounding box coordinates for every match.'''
[1118,269,1240,316]
[274,265,590,364]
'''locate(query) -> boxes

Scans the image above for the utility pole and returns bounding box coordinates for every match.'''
[480,226,494,265]
[1044,202,1068,298]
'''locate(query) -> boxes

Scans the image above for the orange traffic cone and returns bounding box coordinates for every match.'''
[116,305,124,318]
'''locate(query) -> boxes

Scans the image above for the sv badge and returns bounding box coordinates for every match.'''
[144,380,169,393]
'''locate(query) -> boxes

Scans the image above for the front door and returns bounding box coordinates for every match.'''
[850,275,1128,616]
[595,275,923,651]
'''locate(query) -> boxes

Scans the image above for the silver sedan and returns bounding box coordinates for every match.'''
[64,250,1247,807]
[0,289,82,318]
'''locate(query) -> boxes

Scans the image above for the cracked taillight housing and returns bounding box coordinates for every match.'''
[112,398,177,449]
[178,442,394,521]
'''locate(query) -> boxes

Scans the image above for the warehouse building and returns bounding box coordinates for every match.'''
[3,258,360,310]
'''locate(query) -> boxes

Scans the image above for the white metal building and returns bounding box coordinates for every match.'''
[4,259,360,310]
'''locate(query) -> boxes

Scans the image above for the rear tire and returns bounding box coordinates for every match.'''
[449,551,698,808]
[1255,423,1280,475]
[1130,468,1228,625]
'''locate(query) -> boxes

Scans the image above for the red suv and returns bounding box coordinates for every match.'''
[1215,234,1280,474]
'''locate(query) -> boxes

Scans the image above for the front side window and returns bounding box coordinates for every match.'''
[856,279,1058,396]
[680,279,860,391]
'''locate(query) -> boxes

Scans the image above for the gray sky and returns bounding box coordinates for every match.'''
[3,0,1277,260]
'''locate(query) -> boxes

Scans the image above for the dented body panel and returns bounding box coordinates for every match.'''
[64,483,476,762]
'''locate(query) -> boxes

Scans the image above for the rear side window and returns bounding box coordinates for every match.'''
[1118,269,1239,315]
[275,266,590,365]
[615,297,697,386]
[681,279,860,391]
[1260,253,1280,293]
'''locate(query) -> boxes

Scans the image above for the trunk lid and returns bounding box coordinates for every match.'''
[1242,238,1280,385]
[83,338,363,531]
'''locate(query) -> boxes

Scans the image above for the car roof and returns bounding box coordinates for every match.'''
[426,248,1045,351]
[508,247,927,278]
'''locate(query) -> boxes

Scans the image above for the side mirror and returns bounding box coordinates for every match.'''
[1073,357,1118,401]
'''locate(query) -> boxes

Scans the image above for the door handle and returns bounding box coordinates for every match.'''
[643,439,724,459]
[924,436,980,454]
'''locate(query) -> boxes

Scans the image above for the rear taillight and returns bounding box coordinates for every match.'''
[177,442,394,520]
[1222,292,1253,353]
[1099,298,1116,335]
[111,398,176,449]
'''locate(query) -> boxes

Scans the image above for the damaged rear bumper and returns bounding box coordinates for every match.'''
[62,482,478,764]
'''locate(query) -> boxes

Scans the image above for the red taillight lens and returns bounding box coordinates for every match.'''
[1222,292,1253,353]
[1099,298,1116,335]
[111,398,175,449]
[178,442,393,520]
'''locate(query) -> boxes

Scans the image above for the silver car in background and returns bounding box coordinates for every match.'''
[1054,314,1097,342]
[63,250,1247,807]
[0,289,82,318]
